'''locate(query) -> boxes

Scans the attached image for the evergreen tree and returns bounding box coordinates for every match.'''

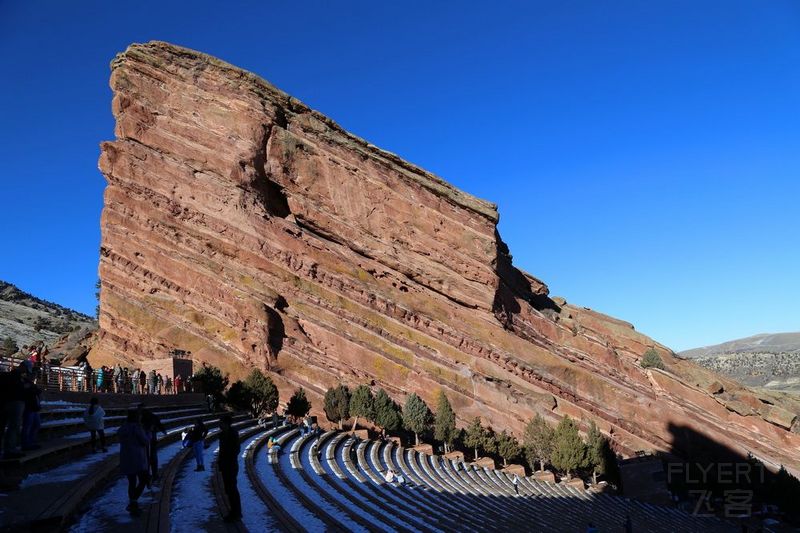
[402,393,432,446]
[464,417,487,461]
[484,426,498,456]
[551,415,588,478]
[192,364,229,403]
[324,384,351,430]
[225,380,251,412]
[349,384,374,432]
[373,388,401,435]
[523,413,554,472]
[497,430,521,467]
[640,348,665,370]
[244,369,279,417]
[286,387,311,420]
[433,390,457,453]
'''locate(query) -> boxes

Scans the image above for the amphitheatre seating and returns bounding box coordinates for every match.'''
[2,412,740,532]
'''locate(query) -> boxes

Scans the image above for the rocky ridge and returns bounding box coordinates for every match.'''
[93,41,800,473]
[680,332,800,393]
[0,280,97,356]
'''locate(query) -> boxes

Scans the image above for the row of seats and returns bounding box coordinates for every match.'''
[245,425,735,532]
[2,402,737,532]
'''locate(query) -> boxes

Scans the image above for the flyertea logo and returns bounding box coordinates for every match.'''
[667,462,765,517]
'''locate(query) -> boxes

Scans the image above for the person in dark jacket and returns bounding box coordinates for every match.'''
[21,372,41,450]
[217,414,241,522]
[188,418,208,471]
[138,403,166,482]
[1,364,27,458]
[118,410,149,515]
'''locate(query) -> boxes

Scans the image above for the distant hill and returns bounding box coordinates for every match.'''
[680,332,800,393]
[0,280,97,356]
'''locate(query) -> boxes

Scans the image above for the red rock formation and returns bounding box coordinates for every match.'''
[94,41,799,473]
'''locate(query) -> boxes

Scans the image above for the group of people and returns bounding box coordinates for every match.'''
[384,468,406,486]
[0,360,42,458]
[89,364,190,396]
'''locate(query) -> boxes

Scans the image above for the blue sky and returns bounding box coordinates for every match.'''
[1,1,798,351]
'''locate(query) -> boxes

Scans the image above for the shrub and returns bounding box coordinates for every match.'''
[641,348,665,370]
[226,380,251,412]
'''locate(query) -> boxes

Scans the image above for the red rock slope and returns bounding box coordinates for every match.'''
[93,41,799,471]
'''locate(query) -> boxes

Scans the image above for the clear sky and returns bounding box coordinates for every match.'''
[1,1,798,351]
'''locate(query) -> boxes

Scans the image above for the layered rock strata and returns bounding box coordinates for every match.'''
[94,41,799,472]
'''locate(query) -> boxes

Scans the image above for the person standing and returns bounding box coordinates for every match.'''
[156,373,164,395]
[512,474,520,495]
[1,364,27,459]
[138,403,166,482]
[21,371,41,450]
[132,369,141,395]
[83,397,107,452]
[148,370,157,395]
[188,418,208,471]
[173,374,183,394]
[113,364,122,393]
[139,369,146,395]
[217,414,241,522]
[118,410,149,515]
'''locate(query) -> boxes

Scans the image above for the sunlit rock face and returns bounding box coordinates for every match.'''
[95,41,799,472]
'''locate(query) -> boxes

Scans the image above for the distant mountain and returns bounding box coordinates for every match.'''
[680,332,800,393]
[0,280,97,356]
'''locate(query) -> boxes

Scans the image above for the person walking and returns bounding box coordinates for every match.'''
[188,418,208,471]
[217,414,241,522]
[138,403,166,482]
[512,474,520,495]
[83,397,107,452]
[118,410,149,515]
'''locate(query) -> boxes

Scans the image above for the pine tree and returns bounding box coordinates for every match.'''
[192,365,229,403]
[464,417,487,461]
[324,385,351,430]
[225,380,251,412]
[373,388,401,436]
[497,430,521,467]
[523,413,554,472]
[286,387,311,420]
[586,421,608,485]
[484,426,498,456]
[349,384,374,432]
[244,369,279,417]
[433,390,457,453]
[402,393,432,446]
[550,415,588,478]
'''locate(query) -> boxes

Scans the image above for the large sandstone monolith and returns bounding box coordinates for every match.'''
[94,41,799,473]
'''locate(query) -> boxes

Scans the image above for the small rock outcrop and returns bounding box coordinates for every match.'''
[94,41,799,472]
